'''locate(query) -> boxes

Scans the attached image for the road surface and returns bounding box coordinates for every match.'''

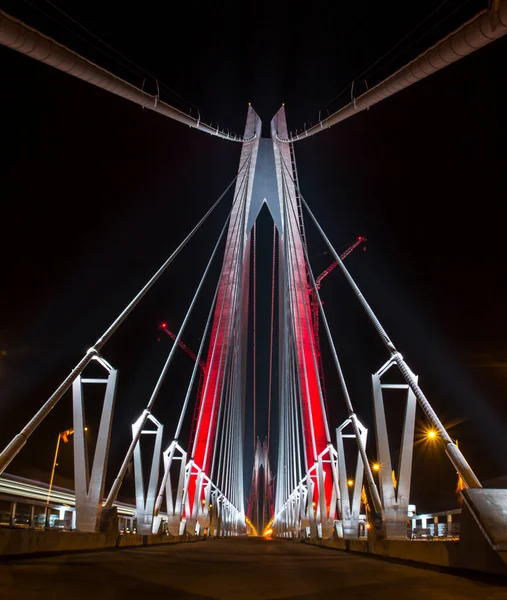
[1,537,506,599]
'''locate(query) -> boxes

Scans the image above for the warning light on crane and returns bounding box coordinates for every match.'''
[314,236,367,291]
[159,323,206,371]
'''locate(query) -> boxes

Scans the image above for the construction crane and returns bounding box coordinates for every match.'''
[315,236,367,290]
[309,236,367,411]
[159,323,206,451]
[159,323,205,371]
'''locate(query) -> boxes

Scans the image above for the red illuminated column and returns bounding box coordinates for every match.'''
[271,108,334,512]
[188,108,261,516]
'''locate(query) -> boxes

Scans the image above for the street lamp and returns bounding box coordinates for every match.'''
[426,429,437,440]
[46,427,87,505]
[372,463,380,472]
[347,479,354,487]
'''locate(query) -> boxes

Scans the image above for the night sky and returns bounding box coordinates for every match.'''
[1,0,506,513]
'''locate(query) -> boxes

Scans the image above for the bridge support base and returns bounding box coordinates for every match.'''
[460,488,507,572]
[99,506,118,536]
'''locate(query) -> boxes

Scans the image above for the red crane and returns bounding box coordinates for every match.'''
[159,323,206,450]
[159,323,205,371]
[309,236,367,410]
[315,236,367,290]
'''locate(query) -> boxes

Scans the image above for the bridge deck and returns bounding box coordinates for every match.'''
[0,537,505,599]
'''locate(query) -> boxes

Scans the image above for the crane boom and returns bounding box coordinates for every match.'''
[309,236,367,413]
[315,236,366,290]
[160,323,205,370]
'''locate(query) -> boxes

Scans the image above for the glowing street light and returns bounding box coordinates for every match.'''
[347,479,354,487]
[47,427,88,505]
[427,429,437,440]
[372,463,380,472]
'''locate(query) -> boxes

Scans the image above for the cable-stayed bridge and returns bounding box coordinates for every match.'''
[1,3,507,591]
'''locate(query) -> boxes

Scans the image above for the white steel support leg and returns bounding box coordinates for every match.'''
[158,444,187,536]
[198,482,211,531]
[336,419,367,539]
[317,456,334,539]
[72,364,117,533]
[326,449,341,537]
[188,470,204,536]
[372,365,417,539]
[132,413,164,535]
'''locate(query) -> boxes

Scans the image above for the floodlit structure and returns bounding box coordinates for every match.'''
[1,2,507,569]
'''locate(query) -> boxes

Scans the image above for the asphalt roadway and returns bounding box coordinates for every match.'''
[1,537,507,599]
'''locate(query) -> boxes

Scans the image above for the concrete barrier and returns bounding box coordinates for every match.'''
[305,530,507,576]
[0,529,109,556]
[116,534,144,548]
[0,529,205,558]
[303,498,507,577]
[144,534,182,545]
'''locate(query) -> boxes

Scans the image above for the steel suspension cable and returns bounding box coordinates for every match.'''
[281,168,332,446]
[201,166,249,474]
[221,191,250,510]
[279,193,323,533]
[190,155,251,462]
[38,0,197,112]
[280,2,507,143]
[281,164,347,527]
[192,328,230,520]
[291,346,304,487]
[218,357,234,498]
[211,336,236,488]
[280,181,318,462]
[279,156,382,511]
[0,159,249,476]
[215,268,243,509]
[288,357,299,497]
[290,174,481,489]
[105,197,239,508]
[276,229,306,518]
[316,0,454,119]
[228,354,243,506]
[0,10,253,142]
[252,222,257,450]
[275,289,289,516]
[198,157,250,521]
[214,305,242,493]
[267,224,277,453]
[216,326,241,498]
[154,174,249,517]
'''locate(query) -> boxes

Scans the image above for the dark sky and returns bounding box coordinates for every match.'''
[1,0,506,512]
